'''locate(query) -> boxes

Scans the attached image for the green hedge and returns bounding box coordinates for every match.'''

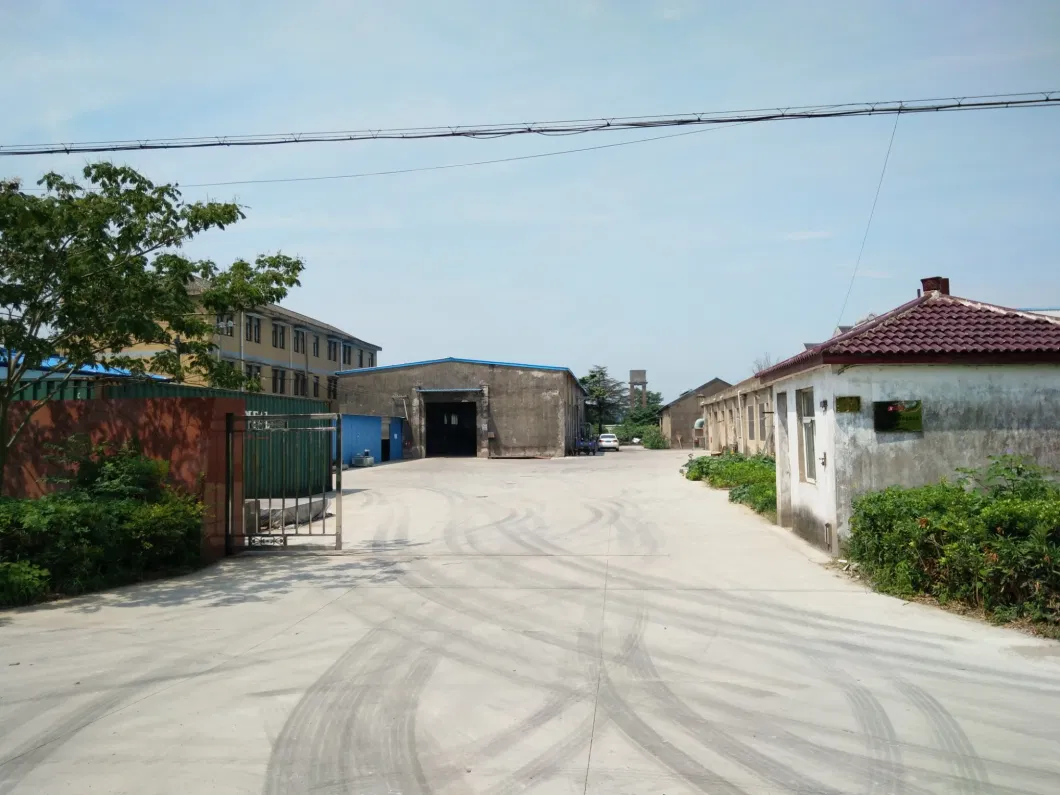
[0,442,204,606]
[640,427,669,450]
[685,452,776,515]
[848,456,1060,627]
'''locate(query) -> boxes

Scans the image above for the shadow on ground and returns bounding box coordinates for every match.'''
[11,539,426,614]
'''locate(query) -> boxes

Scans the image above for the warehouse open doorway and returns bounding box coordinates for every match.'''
[425,402,477,457]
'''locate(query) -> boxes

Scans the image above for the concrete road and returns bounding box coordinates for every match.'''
[2,450,1059,794]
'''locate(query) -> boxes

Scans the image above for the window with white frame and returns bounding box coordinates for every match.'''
[796,388,816,482]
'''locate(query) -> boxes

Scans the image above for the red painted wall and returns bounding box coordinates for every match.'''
[4,397,245,562]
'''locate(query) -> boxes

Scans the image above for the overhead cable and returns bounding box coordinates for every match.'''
[835,112,902,328]
[1,91,1056,157]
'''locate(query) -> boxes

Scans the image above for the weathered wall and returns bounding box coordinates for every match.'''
[702,379,775,457]
[5,397,244,562]
[772,370,838,552]
[336,362,584,458]
[773,363,1060,554]
[662,379,729,449]
[774,390,793,528]
[831,364,1060,539]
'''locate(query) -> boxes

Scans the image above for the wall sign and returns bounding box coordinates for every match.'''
[835,396,862,413]
[873,400,923,432]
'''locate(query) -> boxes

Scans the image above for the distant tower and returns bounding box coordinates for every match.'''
[629,370,648,408]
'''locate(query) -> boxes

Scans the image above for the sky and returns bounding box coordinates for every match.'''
[2,0,1059,401]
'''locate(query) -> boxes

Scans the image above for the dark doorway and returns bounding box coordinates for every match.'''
[381,438,391,461]
[426,401,477,457]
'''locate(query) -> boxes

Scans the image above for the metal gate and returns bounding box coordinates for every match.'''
[224,412,344,551]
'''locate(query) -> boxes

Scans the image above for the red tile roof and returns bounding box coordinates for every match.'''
[758,292,1060,380]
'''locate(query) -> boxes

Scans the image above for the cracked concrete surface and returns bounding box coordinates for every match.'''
[2,449,1059,794]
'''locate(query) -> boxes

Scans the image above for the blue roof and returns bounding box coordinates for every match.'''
[2,350,168,380]
[336,357,587,394]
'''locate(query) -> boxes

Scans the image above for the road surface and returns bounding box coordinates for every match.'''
[2,449,1059,794]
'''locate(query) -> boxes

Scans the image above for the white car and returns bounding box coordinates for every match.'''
[598,433,620,451]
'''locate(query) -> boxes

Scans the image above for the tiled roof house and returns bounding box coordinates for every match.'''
[760,276,1060,552]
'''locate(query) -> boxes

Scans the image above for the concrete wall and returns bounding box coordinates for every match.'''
[772,370,838,552]
[832,364,1060,538]
[702,378,775,457]
[773,363,1060,553]
[336,361,584,458]
[661,379,728,449]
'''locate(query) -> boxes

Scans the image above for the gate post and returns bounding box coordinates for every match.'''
[334,415,343,551]
[224,412,234,556]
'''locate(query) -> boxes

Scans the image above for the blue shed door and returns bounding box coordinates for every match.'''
[390,417,403,460]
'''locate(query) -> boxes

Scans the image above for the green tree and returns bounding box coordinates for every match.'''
[624,389,664,426]
[0,163,304,490]
[579,365,626,434]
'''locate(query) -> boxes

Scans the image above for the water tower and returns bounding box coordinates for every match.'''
[629,370,648,408]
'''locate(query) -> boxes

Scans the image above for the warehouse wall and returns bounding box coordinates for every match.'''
[336,361,583,458]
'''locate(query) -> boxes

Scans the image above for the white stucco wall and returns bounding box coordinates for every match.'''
[775,363,1060,553]
[771,369,839,551]
[831,363,1060,539]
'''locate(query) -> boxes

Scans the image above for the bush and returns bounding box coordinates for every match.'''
[0,442,204,603]
[685,452,776,514]
[640,427,669,450]
[848,456,1060,628]
[612,423,654,444]
[0,561,50,607]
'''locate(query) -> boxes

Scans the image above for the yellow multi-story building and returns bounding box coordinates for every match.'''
[122,303,380,399]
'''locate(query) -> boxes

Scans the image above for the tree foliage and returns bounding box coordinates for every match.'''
[579,365,626,433]
[624,389,664,426]
[0,163,304,488]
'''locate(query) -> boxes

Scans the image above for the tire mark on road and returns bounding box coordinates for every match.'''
[836,675,905,795]
[263,621,439,795]
[896,680,992,794]
[590,632,750,795]
[628,643,844,795]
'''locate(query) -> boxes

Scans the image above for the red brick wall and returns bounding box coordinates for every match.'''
[4,397,245,562]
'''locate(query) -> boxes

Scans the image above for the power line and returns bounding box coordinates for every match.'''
[2,90,1056,157]
[178,123,751,188]
[835,111,902,328]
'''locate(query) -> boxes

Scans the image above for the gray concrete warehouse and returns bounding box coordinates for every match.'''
[335,357,587,458]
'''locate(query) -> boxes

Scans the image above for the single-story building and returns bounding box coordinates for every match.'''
[701,376,775,456]
[659,377,729,448]
[758,276,1060,553]
[335,357,586,459]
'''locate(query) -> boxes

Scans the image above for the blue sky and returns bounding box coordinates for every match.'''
[3,1,1059,400]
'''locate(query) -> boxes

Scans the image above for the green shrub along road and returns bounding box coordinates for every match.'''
[685,452,777,516]
[0,442,204,607]
[849,455,1060,632]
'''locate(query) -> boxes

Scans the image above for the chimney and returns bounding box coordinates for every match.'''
[921,276,950,295]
